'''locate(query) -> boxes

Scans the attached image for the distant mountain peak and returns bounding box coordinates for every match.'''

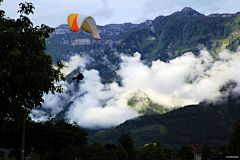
[172,7,205,18]
[181,7,196,12]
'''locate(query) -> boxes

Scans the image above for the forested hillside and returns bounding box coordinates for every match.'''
[117,7,240,62]
[89,93,240,149]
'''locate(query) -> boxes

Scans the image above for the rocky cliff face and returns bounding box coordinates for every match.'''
[207,13,238,18]
[46,19,155,62]
[50,24,71,35]
[116,7,240,62]
[46,7,240,63]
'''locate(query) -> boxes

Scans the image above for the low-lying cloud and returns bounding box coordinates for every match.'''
[31,47,240,129]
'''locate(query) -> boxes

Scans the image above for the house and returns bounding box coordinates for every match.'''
[189,144,221,160]
[189,144,204,160]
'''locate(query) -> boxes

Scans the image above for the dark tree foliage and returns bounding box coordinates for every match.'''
[0,0,65,127]
[148,144,165,160]
[177,145,194,160]
[60,144,85,160]
[136,143,165,160]
[135,146,149,160]
[115,143,128,160]
[118,134,134,160]
[104,144,117,151]
[163,147,175,160]
[202,144,212,160]
[227,117,240,156]
[87,142,108,160]
[0,118,88,160]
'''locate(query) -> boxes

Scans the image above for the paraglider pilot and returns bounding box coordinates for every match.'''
[72,71,84,82]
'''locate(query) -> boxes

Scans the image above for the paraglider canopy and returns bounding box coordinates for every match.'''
[67,14,101,40]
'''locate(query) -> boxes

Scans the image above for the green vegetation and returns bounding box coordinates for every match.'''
[2,118,238,160]
[227,116,240,156]
[117,13,240,62]
[0,118,89,160]
[0,1,65,128]
[89,93,240,149]
[127,92,174,114]
[45,8,240,65]
[176,145,194,160]
[0,1,65,159]
[202,144,212,160]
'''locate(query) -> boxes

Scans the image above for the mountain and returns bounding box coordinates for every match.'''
[88,93,240,149]
[42,8,240,147]
[116,8,240,62]
[45,20,155,63]
[45,7,240,64]
[45,7,240,85]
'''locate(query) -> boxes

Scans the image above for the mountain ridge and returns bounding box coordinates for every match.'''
[46,7,240,63]
[116,8,240,62]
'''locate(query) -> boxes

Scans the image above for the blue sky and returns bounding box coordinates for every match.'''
[1,0,240,27]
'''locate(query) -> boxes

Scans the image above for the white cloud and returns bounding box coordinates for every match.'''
[116,49,240,108]
[61,54,89,76]
[31,47,240,129]
[65,69,139,128]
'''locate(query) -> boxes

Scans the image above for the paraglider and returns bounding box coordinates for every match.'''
[67,14,101,40]
[72,70,84,82]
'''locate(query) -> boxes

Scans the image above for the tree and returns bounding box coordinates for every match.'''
[60,144,85,160]
[227,117,240,156]
[148,143,165,160]
[0,0,65,125]
[104,144,116,160]
[0,2,65,159]
[136,143,164,160]
[118,134,134,160]
[177,145,194,160]
[115,143,128,160]
[136,146,149,160]
[163,147,174,160]
[202,144,212,160]
[0,118,89,160]
[28,119,88,159]
[87,142,108,160]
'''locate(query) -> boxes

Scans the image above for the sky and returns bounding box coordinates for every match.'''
[31,47,240,129]
[1,0,240,27]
